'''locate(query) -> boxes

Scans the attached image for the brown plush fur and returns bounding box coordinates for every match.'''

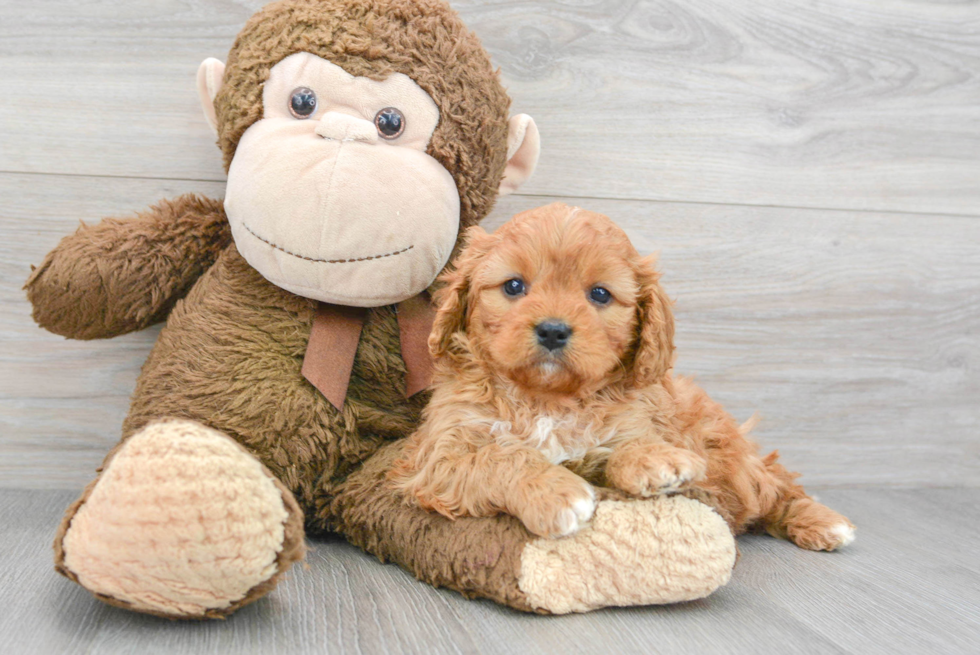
[121,243,428,528]
[391,203,855,549]
[26,195,231,340]
[24,0,547,617]
[331,440,539,612]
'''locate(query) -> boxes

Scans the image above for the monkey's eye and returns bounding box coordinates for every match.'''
[288,87,317,119]
[503,278,526,298]
[375,107,405,139]
[589,286,612,305]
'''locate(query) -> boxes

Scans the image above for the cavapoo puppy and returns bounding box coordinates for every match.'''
[390,203,854,550]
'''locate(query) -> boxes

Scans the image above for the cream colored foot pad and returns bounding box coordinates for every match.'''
[519,496,736,613]
[62,420,289,616]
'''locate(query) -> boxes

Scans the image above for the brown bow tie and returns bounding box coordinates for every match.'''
[301,294,435,410]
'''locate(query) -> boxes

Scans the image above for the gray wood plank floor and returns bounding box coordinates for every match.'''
[1,488,977,655]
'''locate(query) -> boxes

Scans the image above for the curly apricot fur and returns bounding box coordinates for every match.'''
[391,203,855,549]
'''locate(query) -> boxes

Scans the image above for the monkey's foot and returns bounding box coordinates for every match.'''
[517,495,736,613]
[55,419,306,619]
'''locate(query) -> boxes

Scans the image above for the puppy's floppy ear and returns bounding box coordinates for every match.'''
[429,226,494,359]
[629,255,676,386]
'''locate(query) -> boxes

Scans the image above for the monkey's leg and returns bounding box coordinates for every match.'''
[329,441,737,614]
[55,419,306,619]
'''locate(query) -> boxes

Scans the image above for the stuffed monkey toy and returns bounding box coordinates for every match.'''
[26,0,736,618]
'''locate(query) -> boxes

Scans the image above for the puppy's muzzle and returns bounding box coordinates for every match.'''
[535,320,572,352]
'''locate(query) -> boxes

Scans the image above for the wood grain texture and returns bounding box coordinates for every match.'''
[0,0,977,214]
[3,173,977,488]
[3,1,977,650]
[0,173,226,488]
[1,488,977,654]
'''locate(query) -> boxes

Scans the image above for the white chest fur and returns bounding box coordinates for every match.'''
[490,413,610,465]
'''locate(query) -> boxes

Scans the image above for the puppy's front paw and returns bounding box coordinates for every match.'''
[608,446,706,498]
[512,468,596,538]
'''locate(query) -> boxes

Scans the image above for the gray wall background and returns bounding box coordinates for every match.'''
[1,0,977,490]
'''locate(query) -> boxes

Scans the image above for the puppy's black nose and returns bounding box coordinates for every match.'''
[535,320,572,351]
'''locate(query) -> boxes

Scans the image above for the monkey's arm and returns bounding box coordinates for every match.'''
[25,194,231,340]
[328,440,737,614]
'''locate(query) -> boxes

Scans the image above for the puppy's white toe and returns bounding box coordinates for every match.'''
[571,491,596,523]
[655,468,684,493]
[555,484,596,537]
[830,523,856,548]
[556,508,580,537]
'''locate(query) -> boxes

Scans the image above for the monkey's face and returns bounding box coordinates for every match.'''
[224,53,460,306]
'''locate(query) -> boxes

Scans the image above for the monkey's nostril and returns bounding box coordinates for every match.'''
[535,320,572,352]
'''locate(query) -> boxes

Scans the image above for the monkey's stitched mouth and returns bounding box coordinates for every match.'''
[241,223,414,263]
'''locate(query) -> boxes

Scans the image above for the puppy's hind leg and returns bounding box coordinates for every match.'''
[760,452,856,551]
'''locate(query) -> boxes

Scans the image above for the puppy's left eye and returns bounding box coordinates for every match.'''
[503,278,526,297]
[590,286,612,305]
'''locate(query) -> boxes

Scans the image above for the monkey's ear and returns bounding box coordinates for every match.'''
[498,114,540,196]
[196,58,226,137]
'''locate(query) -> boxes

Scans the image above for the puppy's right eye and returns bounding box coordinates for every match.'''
[502,278,526,297]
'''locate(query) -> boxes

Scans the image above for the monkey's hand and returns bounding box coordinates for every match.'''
[25,194,231,340]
